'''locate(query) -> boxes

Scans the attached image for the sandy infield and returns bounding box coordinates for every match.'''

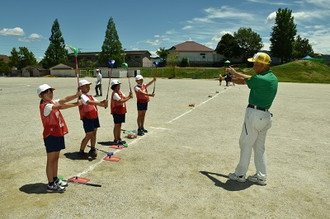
[0,77,329,218]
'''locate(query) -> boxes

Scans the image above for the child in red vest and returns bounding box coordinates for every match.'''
[110,79,133,145]
[134,75,156,136]
[38,84,81,193]
[78,79,108,158]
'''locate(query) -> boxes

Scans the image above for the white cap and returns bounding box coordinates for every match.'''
[111,79,121,88]
[37,84,55,95]
[135,75,144,80]
[79,79,92,87]
[96,69,100,72]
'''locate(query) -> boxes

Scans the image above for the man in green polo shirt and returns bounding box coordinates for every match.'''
[226,52,278,185]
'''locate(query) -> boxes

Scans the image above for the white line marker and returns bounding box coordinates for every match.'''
[149,126,171,130]
[77,88,229,177]
[76,130,146,177]
[167,88,229,123]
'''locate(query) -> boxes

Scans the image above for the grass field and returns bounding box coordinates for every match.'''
[139,60,330,83]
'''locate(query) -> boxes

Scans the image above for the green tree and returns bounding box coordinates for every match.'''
[270,8,297,63]
[0,58,10,75]
[42,19,68,68]
[9,48,20,68]
[215,33,241,59]
[292,35,314,59]
[98,17,123,67]
[8,47,36,69]
[156,47,169,66]
[234,27,263,62]
[18,47,37,68]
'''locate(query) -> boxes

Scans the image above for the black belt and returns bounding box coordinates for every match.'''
[247,104,268,112]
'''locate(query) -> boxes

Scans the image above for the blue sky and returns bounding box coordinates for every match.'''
[1,0,329,61]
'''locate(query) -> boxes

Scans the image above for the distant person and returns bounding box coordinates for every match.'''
[110,79,133,145]
[227,52,278,186]
[218,73,223,86]
[37,84,81,192]
[95,69,102,97]
[134,75,156,136]
[224,72,232,86]
[78,79,108,158]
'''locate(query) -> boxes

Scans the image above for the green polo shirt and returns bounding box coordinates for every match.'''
[244,70,278,109]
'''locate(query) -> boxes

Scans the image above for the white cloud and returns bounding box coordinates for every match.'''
[204,6,254,20]
[190,17,213,23]
[0,27,25,36]
[262,42,271,51]
[266,12,277,24]
[29,33,42,40]
[304,25,326,29]
[145,39,161,46]
[293,10,329,21]
[266,7,330,25]
[18,33,43,42]
[165,29,177,35]
[248,0,290,5]
[150,50,158,58]
[305,0,330,9]
[301,28,330,54]
[182,25,193,30]
[185,6,255,29]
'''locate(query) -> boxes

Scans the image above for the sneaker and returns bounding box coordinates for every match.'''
[114,139,121,145]
[141,128,148,133]
[137,129,144,136]
[47,184,66,193]
[118,140,126,145]
[119,139,126,144]
[228,173,246,182]
[55,178,68,187]
[247,174,267,185]
[89,148,97,158]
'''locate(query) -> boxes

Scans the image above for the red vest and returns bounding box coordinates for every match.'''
[111,91,127,114]
[79,95,98,119]
[40,101,68,138]
[135,84,150,103]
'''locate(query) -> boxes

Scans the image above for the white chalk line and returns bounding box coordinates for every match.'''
[77,88,229,177]
[76,126,169,177]
[167,88,229,123]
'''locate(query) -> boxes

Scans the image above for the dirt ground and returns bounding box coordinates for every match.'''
[0,77,329,218]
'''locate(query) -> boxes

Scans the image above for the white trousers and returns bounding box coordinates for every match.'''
[234,108,272,180]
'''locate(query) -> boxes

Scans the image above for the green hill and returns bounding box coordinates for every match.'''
[271,60,330,83]
[139,60,330,83]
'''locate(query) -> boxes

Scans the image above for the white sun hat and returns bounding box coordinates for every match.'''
[37,84,55,95]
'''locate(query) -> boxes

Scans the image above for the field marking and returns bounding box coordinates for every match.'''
[76,132,146,176]
[77,88,229,177]
[167,88,229,123]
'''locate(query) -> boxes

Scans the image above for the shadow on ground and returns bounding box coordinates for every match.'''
[63,152,95,161]
[98,141,117,146]
[200,171,253,191]
[19,183,49,194]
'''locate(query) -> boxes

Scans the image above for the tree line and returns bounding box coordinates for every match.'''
[1,17,123,74]
[216,8,313,64]
[0,8,314,74]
